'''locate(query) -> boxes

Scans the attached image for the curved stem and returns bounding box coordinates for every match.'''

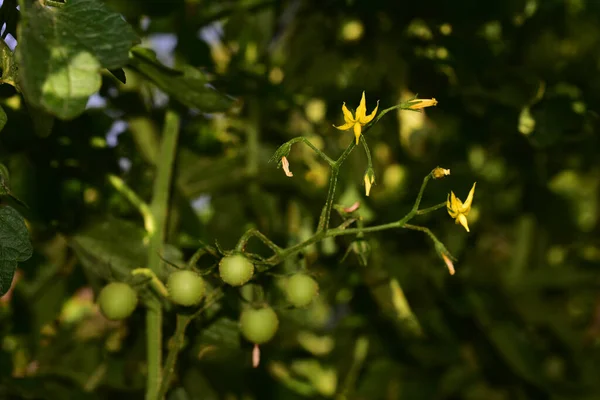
[293,137,335,166]
[412,172,433,213]
[236,228,282,254]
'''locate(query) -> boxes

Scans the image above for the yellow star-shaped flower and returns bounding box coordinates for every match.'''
[447,182,476,232]
[334,91,379,144]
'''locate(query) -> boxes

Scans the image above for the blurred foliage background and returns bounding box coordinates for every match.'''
[1,0,600,399]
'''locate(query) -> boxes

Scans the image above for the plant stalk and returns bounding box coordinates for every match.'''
[146,110,181,400]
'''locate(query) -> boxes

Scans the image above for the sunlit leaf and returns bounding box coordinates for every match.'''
[16,0,139,119]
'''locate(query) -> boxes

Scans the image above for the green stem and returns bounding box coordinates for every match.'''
[336,140,357,165]
[317,166,340,232]
[366,101,421,129]
[360,136,372,169]
[416,202,446,215]
[315,140,357,232]
[412,172,433,212]
[146,110,181,400]
[157,288,224,397]
[108,174,154,234]
[263,168,441,265]
[157,314,192,400]
[286,137,335,166]
[187,241,219,267]
[235,228,282,254]
[402,223,441,245]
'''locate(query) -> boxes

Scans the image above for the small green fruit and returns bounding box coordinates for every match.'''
[286,273,319,307]
[240,306,279,344]
[167,270,205,306]
[97,282,138,321]
[219,254,254,286]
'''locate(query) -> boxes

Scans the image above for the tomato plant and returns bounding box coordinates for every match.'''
[1,1,599,399]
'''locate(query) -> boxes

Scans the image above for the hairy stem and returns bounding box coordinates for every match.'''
[317,166,340,232]
[416,202,446,215]
[288,137,335,166]
[236,228,282,254]
[157,314,192,400]
[263,168,442,265]
[402,224,441,245]
[157,288,224,397]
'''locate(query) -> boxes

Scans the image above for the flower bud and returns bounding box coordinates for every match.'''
[432,167,450,179]
[408,98,438,110]
[363,168,375,196]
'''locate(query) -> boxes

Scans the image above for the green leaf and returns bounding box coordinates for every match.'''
[29,105,55,138]
[0,206,33,296]
[16,0,139,119]
[0,39,18,87]
[192,317,242,362]
[69,217,148,281]
[129,47,235,113]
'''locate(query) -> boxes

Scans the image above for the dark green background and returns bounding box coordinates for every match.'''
[1,0,600,399]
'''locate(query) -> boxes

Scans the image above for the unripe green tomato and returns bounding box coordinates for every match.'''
[240,306,279,344]
[97,282,138,321]
[167,270,205,306]
[219,254,254,286]
[286,273,319,307]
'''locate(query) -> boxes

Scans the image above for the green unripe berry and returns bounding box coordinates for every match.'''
[97,282,138,321]
[219,254,254,286]
[240,306,279,344]
[167,270,205,306]
[285,273,319,307]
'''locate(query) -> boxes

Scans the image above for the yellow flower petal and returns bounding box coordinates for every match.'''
[461,182,477,212]
[446,193,456,217]
[353,123,362,144]
[447,191,460,216]
[341,102,355,123]
[355,91,367,121]
[457,214,470,232]
[334,121,355,131]
[359,100,379,124]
